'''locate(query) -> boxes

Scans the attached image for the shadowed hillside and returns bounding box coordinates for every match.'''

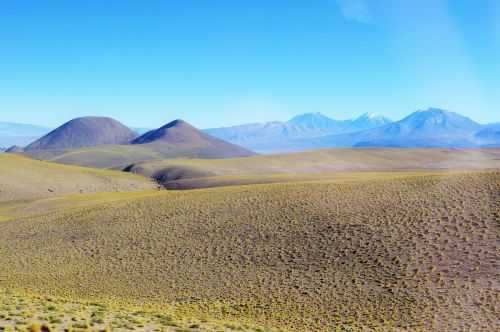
[1,172,498,331]
[123,148,500,188]
[5,145,24,153]
[25,117,138,150]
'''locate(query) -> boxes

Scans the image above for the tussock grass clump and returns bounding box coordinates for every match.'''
[0,290,261,332]
[0,171,499,331]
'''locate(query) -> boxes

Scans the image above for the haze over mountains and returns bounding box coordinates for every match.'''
[204,112,392,152]
[289,108,491,151]
[0,121,51,148]
[2,108,499,155]
[207,108,500,152]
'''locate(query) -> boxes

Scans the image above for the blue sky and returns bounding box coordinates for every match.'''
[0,0,499,128]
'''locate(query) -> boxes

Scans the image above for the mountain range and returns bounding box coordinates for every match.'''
[204,112,392,152]
[205,109,499,152]
[291,108,498,151]
[2,108,499,155]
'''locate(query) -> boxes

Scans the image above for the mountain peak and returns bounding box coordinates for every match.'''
[288,112,330,121]
[351,113,392,129]
[131,119,256,157]
[359,112,377,119]
[407,108,475,122]
[386,108,482,139]
[287,113,338,129]
[415,107,452,116]
[163,119,188,127]
[357,112,389,121]
[25,116,137,151]
[132,119,200,145]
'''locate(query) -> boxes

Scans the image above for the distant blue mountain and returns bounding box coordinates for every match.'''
[130,127,154,135]
[291,108,489,150]
[205,108,499,152]
[348,112,393,132]
[1,109,498,152]
[0,121,52,137]
[352,108,482,147]
[204,112,392,152]
[0,121,52,148]
[287,112,345,130]
[475,127,500,147]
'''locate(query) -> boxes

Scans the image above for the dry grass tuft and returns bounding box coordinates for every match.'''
[0,290,267,332]
[1,171,498,331]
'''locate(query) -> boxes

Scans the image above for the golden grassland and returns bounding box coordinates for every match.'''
[1,171,499,331]
[0,154,157,202]
[124,148,500,188]
[0,289,272,332]
[159,170,467,190]
[0,191,161,223]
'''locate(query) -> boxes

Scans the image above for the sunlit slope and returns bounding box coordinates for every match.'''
[125,148,500,187]
[0,290,269,332]
[1,171,498,331]
[0,154,156,202]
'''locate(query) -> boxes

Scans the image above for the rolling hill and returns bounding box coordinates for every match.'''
[0,154,156,202]
[1,171,498,331]
[123,148,500,188]
[24,116,138,151]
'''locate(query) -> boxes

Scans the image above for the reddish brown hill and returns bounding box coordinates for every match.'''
[25,117,137,151]
[131,119,256,158]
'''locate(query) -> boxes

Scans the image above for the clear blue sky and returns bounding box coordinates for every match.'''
[1,0,499,128]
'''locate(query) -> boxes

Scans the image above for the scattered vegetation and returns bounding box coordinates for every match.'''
[0,289,269,331]
[0,154,156,203]
[1,171,498,331]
